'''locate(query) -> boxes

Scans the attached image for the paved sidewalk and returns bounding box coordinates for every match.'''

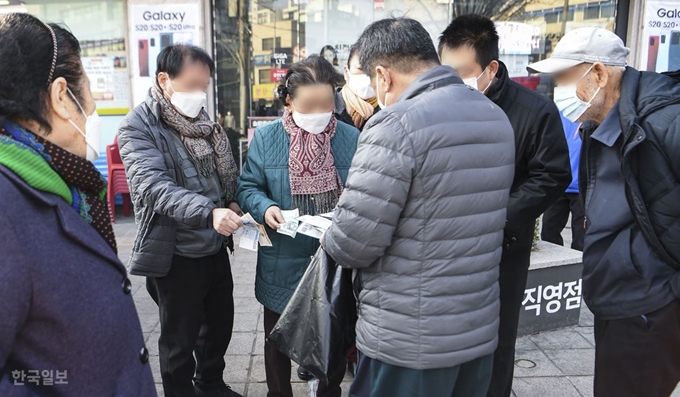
[113,215,680,397]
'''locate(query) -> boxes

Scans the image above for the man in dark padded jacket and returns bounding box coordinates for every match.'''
[119,44,243,397]
[528,27,680,397]
[439,15,571,397]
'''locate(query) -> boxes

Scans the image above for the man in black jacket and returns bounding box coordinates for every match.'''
[439,15,571,397]
[528,27,680,397]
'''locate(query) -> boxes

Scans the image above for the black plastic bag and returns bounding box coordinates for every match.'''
[267,247,357,383]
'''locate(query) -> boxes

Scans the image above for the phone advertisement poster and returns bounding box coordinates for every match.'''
[82,57,114,104]
[130,3,201,105]
[642,1,680,73]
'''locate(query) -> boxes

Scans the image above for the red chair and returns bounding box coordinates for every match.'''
[107,135,131,223]
[511,76,541,91]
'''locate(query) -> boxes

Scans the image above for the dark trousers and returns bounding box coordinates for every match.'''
[487,224,534,397]
[594,299,680,397]
[350,350,493,397]
[147,249,235,397]
[263,307,345,397]
[541,193,585,251]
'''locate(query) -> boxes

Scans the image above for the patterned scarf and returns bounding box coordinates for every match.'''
[282,108,343,215]
[151,84,238,201]
[341,84,378,130]
[0,122,117,253]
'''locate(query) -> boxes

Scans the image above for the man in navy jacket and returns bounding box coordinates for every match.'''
[528,27,680,397]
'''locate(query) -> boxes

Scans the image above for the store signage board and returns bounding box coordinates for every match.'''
[82,57,130,114]
[129,3,201,106]
[252,83,278,100]
[641,0,680,73]
[270,68,288,83]
[254,54,271,66]
[271,48,293,69]
[496,22,536,55]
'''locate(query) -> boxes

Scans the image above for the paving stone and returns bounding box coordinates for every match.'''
[131,282,143,296]
[232,260,257,272]
[512,377,581,397]
[253,332,266,356]
[340,381,353,397]
[155,383,164,397]
[248,356,303,385]
[234,297,262,313]
[245,383,269,397]
[227,332,257,356]
[226,383,246,396]
[223,355,252,383]
[516,336,540,352]
[149,355,162,384]
[233,272,257,286]
[293,382,313,396]
[133,297,159,315]
[513,350,563,378]
[234,284,256,298]
[568,375,680,397]
[673,384,680,397]
[146,332,160,346]
[130,274,146,286]
[544,349,595,376]
[579,302,595,327]
[233,312,260,332]
[529,328,593,350]
[567,375,593,396]
[574,326,595,347]
[248,380,346,396]
[122,218,602,396]
[139,313,160,333]
[147,336,159,357]
[250,355,267,383]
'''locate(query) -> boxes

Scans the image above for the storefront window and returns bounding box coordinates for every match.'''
[213,0,620,133]
[20,1,129,116]
[2,0,129,158]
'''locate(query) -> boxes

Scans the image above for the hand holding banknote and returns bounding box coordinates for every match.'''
[265,206,285,230]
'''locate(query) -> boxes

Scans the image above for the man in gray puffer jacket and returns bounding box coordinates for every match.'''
[322,18,515,397]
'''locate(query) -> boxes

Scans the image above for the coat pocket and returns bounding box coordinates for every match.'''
[181,165,203,192]
[175,143,203,192]
[621,227,644,279]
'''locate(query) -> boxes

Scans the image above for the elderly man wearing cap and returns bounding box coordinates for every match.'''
[528,27,680,397]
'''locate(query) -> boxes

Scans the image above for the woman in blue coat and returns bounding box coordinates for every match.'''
[0,14,155,396]
[237,56,359,397]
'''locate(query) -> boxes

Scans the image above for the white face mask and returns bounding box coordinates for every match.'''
[376,71,391,109]
[67,88,101,162]
[462,67,492,93]
[554,66,601,123]
[292,109,333,134]
[347,73,376,100]
[167,80,207,118]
